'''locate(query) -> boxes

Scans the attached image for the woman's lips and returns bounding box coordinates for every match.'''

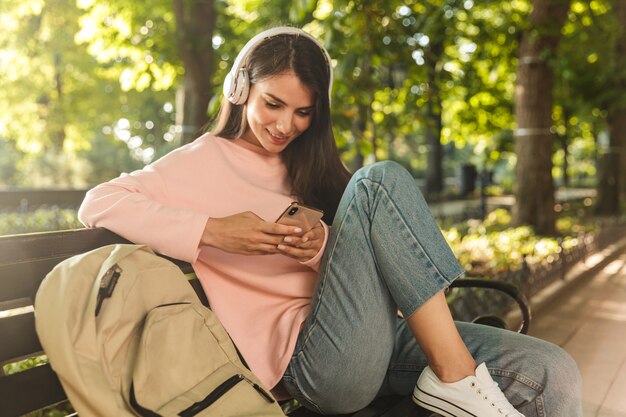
[267,130,290,144]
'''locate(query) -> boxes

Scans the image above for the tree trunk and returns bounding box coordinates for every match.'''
[595,142,620,215]
[617,104,626,204]
[424,39,444,196]
[560,105,570,187]
[513,0,570,235]
[596,106,626,215]
[597,0,626,214]
[349,40,373,172]
[558,132,570,187]
[350,108,367,171]
[172,0,215,145]
[424,107,443,195]
[49,51,67,150]
[614,0,626,207]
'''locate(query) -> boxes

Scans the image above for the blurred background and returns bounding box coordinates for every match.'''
[3,0,626,267]
[1,1,626,415]
[1,0,624,220]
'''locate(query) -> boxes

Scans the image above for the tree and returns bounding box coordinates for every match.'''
[600,0,626,214]
[316,1,475,186]
[0,0,179,187]
[554,0,626,215]
[609,0,626,203]
[513,0,571,234]
[76,0,215,145]
[172,0,215,144]
[315,0,530,196]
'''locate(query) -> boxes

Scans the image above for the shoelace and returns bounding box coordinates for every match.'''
[472,380,524,417]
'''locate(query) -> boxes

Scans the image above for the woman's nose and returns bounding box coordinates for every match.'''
[276,112,294,134]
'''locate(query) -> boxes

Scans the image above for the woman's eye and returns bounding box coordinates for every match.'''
[298,110,313,117]
[265,101,279,108]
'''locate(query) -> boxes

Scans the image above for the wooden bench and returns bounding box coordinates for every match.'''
[0,228,530,417]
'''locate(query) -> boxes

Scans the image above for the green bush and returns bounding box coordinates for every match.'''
[442,208,596,276]
[22,403,74,417]
[0,207,82,235]
[3,355,48,376]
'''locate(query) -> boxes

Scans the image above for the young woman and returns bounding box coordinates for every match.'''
[79,27,582,417]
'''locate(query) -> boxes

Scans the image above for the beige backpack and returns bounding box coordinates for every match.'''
[34,244,285,417]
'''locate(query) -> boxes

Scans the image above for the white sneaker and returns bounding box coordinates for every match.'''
[413,363,525,417]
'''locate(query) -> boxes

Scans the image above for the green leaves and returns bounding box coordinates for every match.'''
[443,208,596,275]
[0,0,623,202]
[0,207,82,235]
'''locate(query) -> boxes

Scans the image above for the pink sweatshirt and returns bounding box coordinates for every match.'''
[78,134,329,391]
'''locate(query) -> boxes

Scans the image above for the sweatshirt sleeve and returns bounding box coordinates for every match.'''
[78,148,210,264]
[300,221,330,272]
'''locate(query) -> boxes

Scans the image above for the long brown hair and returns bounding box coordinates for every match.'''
[211,32,352,224]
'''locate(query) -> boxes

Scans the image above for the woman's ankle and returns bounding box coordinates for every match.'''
[429,358,477,383]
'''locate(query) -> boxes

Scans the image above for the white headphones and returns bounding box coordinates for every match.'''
[222,27,333,105]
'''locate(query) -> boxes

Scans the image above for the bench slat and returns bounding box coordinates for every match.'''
[0,258,69,304]
[0,228,193,304]
[0,364,67,417]
[0,228,129,264]
[0,312,42,364]
[0,228,130,304]
[0,297,31,311]
[0,228,194,273]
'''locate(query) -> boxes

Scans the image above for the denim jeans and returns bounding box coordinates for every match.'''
[281,161,582,416]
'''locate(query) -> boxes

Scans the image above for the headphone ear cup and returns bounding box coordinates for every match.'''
[224,68,249,105]
[222,71,236,102]
[232,68,249,105]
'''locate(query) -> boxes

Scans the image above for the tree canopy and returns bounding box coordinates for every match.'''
[1,0,625,231]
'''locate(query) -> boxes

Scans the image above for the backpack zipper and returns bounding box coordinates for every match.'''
[178,374,275,417]
[241,374,275,403]
[95,265,122,316]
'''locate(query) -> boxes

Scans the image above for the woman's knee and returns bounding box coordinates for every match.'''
[511,338,582,416]
[541,343,582,408]
[354,160,413,186]
[296,354,389,414]
[310,381,380,414]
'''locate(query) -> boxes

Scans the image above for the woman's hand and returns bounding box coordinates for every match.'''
[277,221,325,263]
[201,212,302,256]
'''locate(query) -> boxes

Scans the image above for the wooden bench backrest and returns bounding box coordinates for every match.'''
[0,228,203,417]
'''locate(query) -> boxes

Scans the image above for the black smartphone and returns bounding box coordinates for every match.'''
[275,202,324,233]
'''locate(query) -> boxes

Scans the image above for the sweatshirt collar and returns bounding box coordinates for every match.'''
[231,137,281,159]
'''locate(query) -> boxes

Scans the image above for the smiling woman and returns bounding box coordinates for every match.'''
[76,26,583,417]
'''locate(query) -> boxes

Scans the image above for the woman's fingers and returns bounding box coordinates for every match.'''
[265,221,302,236]
[286,223,323,245]
[278,222,325,261]
[202,212,304,256]
[276,243,318,262]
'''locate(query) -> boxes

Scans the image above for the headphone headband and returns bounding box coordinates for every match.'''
[222,27,333,105]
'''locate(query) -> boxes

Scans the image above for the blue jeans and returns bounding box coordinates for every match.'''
[282,161,582,416]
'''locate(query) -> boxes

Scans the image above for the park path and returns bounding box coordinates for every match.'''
[528,243,626,417]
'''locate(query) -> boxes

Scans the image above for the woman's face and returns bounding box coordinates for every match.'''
[241,72,315,153]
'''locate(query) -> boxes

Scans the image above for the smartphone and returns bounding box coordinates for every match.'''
[275,202,324,233]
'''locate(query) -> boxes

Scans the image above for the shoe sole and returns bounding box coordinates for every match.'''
[413,386,477,417]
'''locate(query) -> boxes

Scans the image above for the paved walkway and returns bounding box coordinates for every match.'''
[527,240,626,417]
